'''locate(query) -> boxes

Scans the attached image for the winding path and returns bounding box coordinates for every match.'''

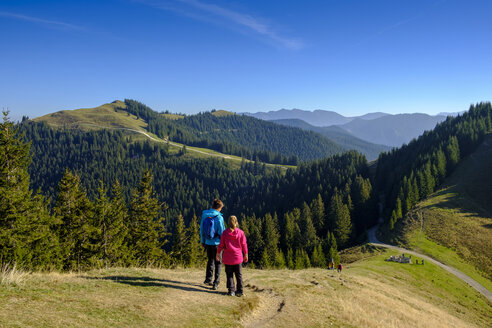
[367,224,492,303]
[56,122,290,169]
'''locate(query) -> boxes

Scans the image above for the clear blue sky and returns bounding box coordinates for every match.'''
[1,0,491,120]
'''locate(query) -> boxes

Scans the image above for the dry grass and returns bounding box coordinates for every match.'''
[0,264,29,287]
[0,254,490,327]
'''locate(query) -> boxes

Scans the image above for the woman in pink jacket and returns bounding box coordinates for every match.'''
[216,215,248,297]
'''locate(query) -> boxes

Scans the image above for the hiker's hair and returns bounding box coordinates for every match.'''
[228,215,238,229]
[212,199,224,209]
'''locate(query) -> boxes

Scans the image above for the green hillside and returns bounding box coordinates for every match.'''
[34,101,148,132]
[271,118,390,160]
[33,101,290,168]
[1,248,490,328]
[389,134,492,286]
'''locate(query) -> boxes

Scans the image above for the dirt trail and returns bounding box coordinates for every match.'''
[57,122,290,169]
[241,284,285,328]
[367,224,492,303]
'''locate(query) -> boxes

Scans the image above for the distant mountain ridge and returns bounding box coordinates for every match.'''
[271,118,390,160]
[242,108,460,147]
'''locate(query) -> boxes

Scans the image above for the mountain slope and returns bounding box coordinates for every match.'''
[395,133,492,283]
[1,254,490,328]
[271,118,390,160]
[242,108,353,126]
[339,113,447,147]
[33,100,147,131]
[35,100,348,163]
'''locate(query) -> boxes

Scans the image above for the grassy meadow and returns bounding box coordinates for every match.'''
[391,134,492,288]
[1,248,490,328]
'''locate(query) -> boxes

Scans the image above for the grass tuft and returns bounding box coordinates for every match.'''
[0,264,29,287]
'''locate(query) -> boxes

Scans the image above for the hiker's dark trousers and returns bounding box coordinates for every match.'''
[225,264,243,294]
[205,245,221,285]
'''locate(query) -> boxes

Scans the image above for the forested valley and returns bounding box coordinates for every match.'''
[1,101,490,272]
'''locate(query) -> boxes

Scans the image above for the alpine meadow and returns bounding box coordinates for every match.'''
[1,1,492,327]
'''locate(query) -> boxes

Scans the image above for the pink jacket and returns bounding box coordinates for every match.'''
[217,228,248,265]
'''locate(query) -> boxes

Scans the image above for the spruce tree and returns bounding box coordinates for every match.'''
[325,231,340,266]
[262,213,280,266]
[172,213,187,266]
[0,112,32,264]
[330,191,352,248]
[286,248,294,269]
[184,214,201,267]
[310,194,325,236]
[0,113,59,269]
[129,170,165,265]
[274,249,286,268]
[311,242,326,268]
[300,202,317,253]
[53,169,94,270]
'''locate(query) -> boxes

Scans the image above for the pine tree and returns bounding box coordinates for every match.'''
[172,213,187,266]
[274,249,286,268]
[53,169,94,270]
[0,112,59,269]
[129,170,165,265]
[445,136,460,172]
[330,192,352,248]
[310,194,325,236]
[324,231,340,266]
[184,214,202,267]
[310,242,326,268]
[262,213,280,267]
[259,248,271,268]
[300,202,317,253]
[0,112,32,263]
[286,248,295,269]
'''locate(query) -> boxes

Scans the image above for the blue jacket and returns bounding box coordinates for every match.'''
[200,209,225,246]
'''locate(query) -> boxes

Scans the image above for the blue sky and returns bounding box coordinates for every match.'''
[1,0,491,120]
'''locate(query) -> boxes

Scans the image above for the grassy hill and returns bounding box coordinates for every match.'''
[1,248,490,327]
[32,101,293,170]
[387,134,492,286]
[34,101,148,132]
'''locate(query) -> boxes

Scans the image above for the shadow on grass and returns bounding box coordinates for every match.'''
[419,187,491,219]
[82,275,221,294]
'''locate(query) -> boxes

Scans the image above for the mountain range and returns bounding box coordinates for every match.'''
[243,109,461,147]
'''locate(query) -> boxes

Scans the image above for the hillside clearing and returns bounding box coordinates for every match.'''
[1,250,490,327]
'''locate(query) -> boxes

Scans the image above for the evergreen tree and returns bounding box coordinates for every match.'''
[184,214,202,267]
[300,202,317,253]
[324,231,340,266]
[0,111,32,263]
[107,180,130,265]
[310,194,325,236]
[129,170,165,265]
[262,213,280,267]
[330,191,352,248]
[286,248,294,269]
[171,213,187,266]
[53,169,94,270]
[274,249,286,268]
[310,242,326,268]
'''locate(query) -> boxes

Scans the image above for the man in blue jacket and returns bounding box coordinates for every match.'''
[200,198,225,290]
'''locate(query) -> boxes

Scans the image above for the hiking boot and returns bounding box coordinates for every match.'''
[227,291,235,296]
[235,292,243,297]
[212,284,219,290]
[204,280,213,286]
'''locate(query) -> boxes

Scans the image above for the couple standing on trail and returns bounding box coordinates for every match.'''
[200,199,248,297]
